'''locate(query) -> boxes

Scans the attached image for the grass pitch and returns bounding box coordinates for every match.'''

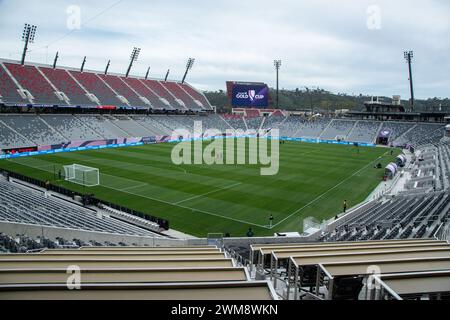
[0,139,398,237]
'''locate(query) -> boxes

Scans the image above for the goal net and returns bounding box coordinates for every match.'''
[63,164,100,187]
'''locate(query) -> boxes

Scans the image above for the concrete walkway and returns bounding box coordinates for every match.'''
[163,229,198,239]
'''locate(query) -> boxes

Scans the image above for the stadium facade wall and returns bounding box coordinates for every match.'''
[221,235,315,247]
[0,221,192,247]
[0,220,324,248]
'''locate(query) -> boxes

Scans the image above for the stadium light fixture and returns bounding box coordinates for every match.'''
[187,58,195,70]
[21,23,37,65]
[274,60,282,109]
[404,51,415,111]
[126,47,141,78]
[181,58,195,84]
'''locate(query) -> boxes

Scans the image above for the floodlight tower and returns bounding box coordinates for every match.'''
[165,69,170,82]
[105,60,111,75]
[21,24,37,65]
[52,52,59,69]
[80,56,86,72]
[404,51,415,111]
[126,47,141,77]
[181,58,195,84]
[274,60,282,109]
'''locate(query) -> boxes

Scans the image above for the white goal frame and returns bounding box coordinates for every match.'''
[63,164,100,187]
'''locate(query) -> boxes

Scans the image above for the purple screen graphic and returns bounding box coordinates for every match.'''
[231,84,269,108]
[379,129,392,138]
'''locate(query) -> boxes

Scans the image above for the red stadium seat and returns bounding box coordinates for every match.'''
[161,82,200,110]
[98,74,145,106]
[39,67,92,106]
[4,63,60,105]
[142,80,179,110]
[69,70,123,106]
[0,64,28,104]
[121,77,168,110]
[0,61,211,111]
[178,83,212,110]
[245,109,260,118]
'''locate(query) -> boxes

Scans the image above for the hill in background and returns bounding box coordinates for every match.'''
[204,88,450,113]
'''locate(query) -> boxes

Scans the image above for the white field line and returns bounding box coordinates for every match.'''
[174,182,243,205]
[52,155,243,200]
[8,149,389,230]
[120,182,149,192]
[103,183,268,229]
[54,154,235,186]
[271,151,389,229]
[8,160,143,187]
[8,159,268,229]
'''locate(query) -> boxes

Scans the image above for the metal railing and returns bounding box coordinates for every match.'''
[434,222,450,241]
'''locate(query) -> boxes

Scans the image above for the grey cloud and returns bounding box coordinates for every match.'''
[0,0,448,98]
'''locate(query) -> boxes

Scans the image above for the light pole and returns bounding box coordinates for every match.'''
[52,52,59,69]
[126,47,141,78]
[165,69,170,82]
[182,58,195,84]
[80,56,87,72]
[404,51,415,111]
[21,24,37,65]
[305,86,313,116]
[104,60,111,75]
[274,60,282,109]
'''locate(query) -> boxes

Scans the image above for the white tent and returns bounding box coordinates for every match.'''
[396,155,407,167]
[385,163,398,179]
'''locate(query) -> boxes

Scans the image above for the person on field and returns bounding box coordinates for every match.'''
[246,228,254,237]
[343,200,348,213]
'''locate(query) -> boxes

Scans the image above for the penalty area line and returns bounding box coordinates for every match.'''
[120,182,149,192]
[103,184,269,229]
[271,152,388,229]
[174,182,243,205]
[7,159,268,229]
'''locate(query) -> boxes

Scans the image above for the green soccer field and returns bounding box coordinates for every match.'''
[0,139,399,237]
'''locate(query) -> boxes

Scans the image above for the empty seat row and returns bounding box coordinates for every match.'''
[0,180,160,237]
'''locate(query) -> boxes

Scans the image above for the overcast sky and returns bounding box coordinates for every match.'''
[0,0,449,98]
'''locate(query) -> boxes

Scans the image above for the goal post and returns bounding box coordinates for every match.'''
[63,164,100,187]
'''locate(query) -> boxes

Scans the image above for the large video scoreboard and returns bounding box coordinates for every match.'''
[226,81,270,108]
